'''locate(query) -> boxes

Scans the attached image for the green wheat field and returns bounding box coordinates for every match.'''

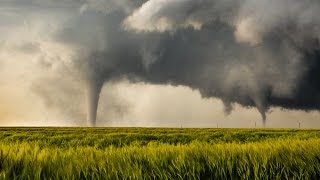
[0,128,320,179]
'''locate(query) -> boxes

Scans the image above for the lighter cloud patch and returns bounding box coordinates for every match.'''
[235,17,262,45]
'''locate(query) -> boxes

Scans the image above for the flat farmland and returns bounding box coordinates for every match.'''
[0,128,319,179]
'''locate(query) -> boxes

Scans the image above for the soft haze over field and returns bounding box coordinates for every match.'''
[0,0,320,127]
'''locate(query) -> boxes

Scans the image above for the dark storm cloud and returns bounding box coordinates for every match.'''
[1,0,320,126]
[77,0,320,126]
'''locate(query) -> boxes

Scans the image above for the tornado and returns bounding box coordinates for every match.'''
[86,80,103,127]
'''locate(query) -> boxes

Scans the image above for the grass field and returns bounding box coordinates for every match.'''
[0,128,319,179]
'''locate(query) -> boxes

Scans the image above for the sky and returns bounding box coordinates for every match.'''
[0,0,319,127]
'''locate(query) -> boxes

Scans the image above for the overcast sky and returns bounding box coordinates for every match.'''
[0,0,319,127]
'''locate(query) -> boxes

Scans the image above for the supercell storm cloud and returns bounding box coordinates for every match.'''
[0,0,320,126]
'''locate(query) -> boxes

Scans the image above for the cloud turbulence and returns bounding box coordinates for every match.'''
[0,0,320,126]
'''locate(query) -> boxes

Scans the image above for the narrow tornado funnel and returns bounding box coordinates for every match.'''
[86,81,103,127]
[252,94,268,127]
